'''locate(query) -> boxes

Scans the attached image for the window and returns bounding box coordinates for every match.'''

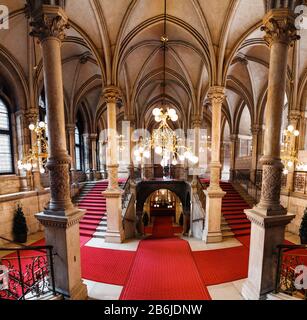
[75,126,82,170]
[0,99,13,174]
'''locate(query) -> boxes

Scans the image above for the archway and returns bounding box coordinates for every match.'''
[136,180,191,235]
[142,189,184,237]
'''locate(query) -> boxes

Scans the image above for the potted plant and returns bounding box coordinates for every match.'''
[299,208,307,244]
[142,211,149,227]
[13,205,28,243]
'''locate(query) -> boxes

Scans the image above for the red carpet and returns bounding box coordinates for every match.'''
[78,181,109,237]
[193,246,249,285]
[120,238,211,300]
[81,246,135,285]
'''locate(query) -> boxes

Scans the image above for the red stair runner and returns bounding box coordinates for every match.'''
[120,215,211,300]
[78,181,109,238]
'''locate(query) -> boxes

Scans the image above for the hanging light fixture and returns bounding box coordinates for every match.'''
[281,124,302,174]
[134,0,198,171]
[18,120,48,173]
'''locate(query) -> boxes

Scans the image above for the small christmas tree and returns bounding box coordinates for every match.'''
[13,205,28,243]
[299,209,307,244]
[142,211,149,227]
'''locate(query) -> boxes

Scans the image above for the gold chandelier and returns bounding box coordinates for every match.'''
[134,0,198,169]
[134,108,198,167]
[18,121,48,173]
[281,124,302,174]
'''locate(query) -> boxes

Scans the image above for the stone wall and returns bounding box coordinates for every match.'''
[0,175,21,195]
[280,193,306,235]
[0,190,50,246]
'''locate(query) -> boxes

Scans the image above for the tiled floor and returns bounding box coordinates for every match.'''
[207,279,246,300]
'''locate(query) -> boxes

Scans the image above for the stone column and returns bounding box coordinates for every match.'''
[242,8,298,300]
[203,86,226,243]
[102,86,124,243]
[29,5,87,299]
[229,134,238,181]
[191,115,201,179]
[285,110,301,193]
[66,124,76,184]
[250,124,262,184]
[89,133,98,180]
[25,109,44,191]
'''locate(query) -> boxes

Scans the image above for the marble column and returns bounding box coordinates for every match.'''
[29,5,87,299]
[203,86,226,243]
[242,8,298,300]
[250,124,262,184]
[102,86,124,243]
[285,110,301,193]
[89,133,98,180]
[66,124,77,184]
[229,134,238,181]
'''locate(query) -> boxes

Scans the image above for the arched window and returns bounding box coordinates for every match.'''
[0,98,13,174]
[75,126,82,171]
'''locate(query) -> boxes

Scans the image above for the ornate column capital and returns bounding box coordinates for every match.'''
[28,5,69,43]
[25,109,39,125]
[288,109,302,123]
[103,86,122,105]
[230,134,238,142]
[207,86,226,105]
[251,124,263,136]
[261,9,300,47]
[66,123,75,134]
[191,115,202,128]
[89,133,98,141]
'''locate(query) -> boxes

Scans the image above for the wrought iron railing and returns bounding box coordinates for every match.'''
[275,244,307,300]
[121,177,131,210]
[0,236,57,300]
[233,169,261,203]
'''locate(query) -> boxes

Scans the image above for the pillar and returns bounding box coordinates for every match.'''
[285,110,301,193]
[250,124,262,184]
[102,86,124,243]
[66,124,76,184]
[229,134,238,181]
[29,4,87,299]
[242,8,298,300]
[203,86,226,243]
[89,133,98,180]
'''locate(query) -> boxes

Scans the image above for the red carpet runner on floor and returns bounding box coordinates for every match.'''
[81,247,135,285]
[120,216,211,300]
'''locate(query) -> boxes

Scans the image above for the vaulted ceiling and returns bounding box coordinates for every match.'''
[1,0,307,137]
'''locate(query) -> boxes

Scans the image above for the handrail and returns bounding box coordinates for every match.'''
[0,236,57,300]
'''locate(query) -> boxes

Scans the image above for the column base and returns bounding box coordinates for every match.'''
[202,231,223,243]
[102,189,125,244]
[241,207,295,300]
[203,188,226,243]
[35,208,87,300]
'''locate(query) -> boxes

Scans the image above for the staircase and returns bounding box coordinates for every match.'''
[77,181,109,238]
[220,181,251,239]
[76,179,127,239]
[199,179,251,240]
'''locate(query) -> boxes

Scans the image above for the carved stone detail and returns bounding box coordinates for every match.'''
[107,164,119,190]
[46,156,72,209]
[28,6,69,42]
[103,86,122,105]
[261,9,300,47]
[207,86,226,105]
[25,109,39,125]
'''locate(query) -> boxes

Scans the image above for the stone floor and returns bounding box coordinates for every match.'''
[0,230,301,300]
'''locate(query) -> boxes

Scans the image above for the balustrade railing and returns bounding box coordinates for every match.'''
[275,244,307,300]
[121,176,131,210]
[0,236,57,300]
[233,169,261,202]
